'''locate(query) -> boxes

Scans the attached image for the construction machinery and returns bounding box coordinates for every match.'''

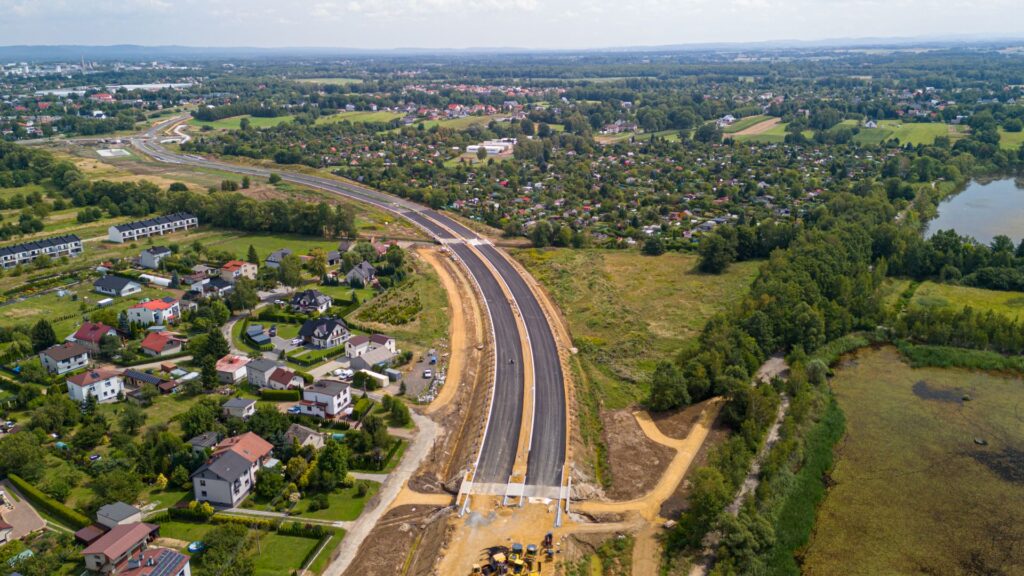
[475,536,548,575]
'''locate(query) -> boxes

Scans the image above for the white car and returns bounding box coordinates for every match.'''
[291,338,304,346]
[423,369,433,379]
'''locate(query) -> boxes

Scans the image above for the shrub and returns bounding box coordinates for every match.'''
[260,389,301,401]
[7,473,90,529]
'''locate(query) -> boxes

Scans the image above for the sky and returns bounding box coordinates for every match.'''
[1,0,1023,50]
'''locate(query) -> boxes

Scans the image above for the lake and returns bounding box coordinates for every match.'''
[926,178,1024,245]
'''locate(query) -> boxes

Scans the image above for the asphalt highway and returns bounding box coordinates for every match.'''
[132,119,564,487]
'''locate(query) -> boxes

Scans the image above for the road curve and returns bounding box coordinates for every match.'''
[132,119,550,485]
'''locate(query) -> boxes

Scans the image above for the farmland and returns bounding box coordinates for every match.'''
[513,248,760,408]
[187,115,295,131]
[293,77,363,86]
[803,347,1024,575]
[721,114,770,133]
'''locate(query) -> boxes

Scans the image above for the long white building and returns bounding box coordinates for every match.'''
[108,212,198,243]
[0,234,82,269]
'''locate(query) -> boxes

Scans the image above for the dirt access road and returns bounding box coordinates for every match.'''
[729,117,781,137]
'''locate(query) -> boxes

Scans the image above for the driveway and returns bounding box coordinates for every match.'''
[0,480,46,538]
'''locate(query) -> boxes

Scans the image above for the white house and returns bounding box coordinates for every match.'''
[96,502,143,529]
[67,368,124,403]
[345,334,396,357]
[39,342,90,375]
[298,318,349,349]
[245,358,278,389]
[222,398,256,420]
[220,260,257,283]
[192,432,273,507]
[139,246,172,269]
[215,354,249,384]
[126,298,180,326]
[0,234,82,270]
[299,379,352,420]
[108,212,198,243]
[290,290,332,314]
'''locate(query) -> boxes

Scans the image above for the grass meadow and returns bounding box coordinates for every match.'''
[187,115,295,130]
[803,346,1024,575]
[513,248,760,408]
[909,281,1024,321]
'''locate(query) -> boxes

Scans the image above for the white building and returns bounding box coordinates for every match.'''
[126,298,181,326]
[466,138,516,155]
[67,368,124,403]
[299,379,352,420]
[39,342,90,375]
[139,246,172,269]
[108,213,198,243]
[192,432,273,507]
[0,234,82,269]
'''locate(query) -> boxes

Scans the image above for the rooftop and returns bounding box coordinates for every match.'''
[81,522,156,561]
[41,341,88,362]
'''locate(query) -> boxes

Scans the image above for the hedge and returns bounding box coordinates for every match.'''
[211,513,279,530]
[116,351,191,367]
[260,389,300,401]
[287,344,346,367]
[167,506,213,522]
[279,522,330,539]
[7,473,91,529]
[257,309,307,324]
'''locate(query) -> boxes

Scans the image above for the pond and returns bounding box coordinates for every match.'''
[926,178,1024,245]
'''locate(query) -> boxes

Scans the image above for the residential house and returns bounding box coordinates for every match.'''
[81,522,159,573]
[191,277,233,299]
[345,334,396,357]
[325,250,341,266]
[93,276,143,297]
[119,548,191,576]
[344,261,376,286]
[284,423,324,450]
[108,212,198,243]
[298,317,349,349]
[187,432,220,455]
[215,354,249,384]
[268,367,304,390]
[67,368,124,403]
[350,346,396,372]
[70,322,118,354]
[96,502,142,529]
[290,290,332,314]
[139,331,184,356]
[265,248,292,269]
[0,516,11,545]
[245,324,271,346]
[222,398,256,420]
[220,260,257,283]
[245,358,278,389]
[0,234,82,269]
[138,246,172,269]
[39,342,89,375]
[126,298,180,326]
[192,432,273,507]
[299,379,352,420]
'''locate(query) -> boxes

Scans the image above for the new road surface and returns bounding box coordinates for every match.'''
[132,117,566,489]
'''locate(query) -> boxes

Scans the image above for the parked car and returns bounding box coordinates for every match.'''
[269,325,278,337]
[287,406,301,414]
[291,338,303,346]
[423,369,433,379]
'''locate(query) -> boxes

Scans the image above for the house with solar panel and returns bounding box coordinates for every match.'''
[0,234,82,269]
[107,213,198,243]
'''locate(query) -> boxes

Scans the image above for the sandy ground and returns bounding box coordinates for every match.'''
[728,117,781,137]
[341,505,449,576]
[601,409,675,500]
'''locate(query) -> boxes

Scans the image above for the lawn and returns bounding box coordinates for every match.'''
[294,77,363,86]
[347,255,449,349]
[908,281,1024,321]
[722,114,770,133]
[202,232,343,262]
[292,482,380,521]
[512,248,761,408]
[880,120,968,146]
[141,488,191,510]
[187,115,295,131]
[252,533,320,576]
[803,347,1024,575]
[999,128,1024,150]
[307,530,345,575]
[157,520,217,542]
[316,111,404,125]
[410,114,506,131]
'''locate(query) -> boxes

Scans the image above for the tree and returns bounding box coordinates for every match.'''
[254,468,285,500]
[642,236,665,256]
[648,361,690,411]
[246,404,290,441]
[268,173,282,185]
[279,253,304,287]
[476,146,488,161]
[30,319,56,352]
[153,473,168,491]
[202,329,230,364]
[308,248,328,278]
[98,334,122,360]
[698,231,738,274]
[286,456,308,482]
[241,176,251,189]
[170,465,191,489]
[385,245,404,268]
[228,277,259,312]
[388,397,411,427]
[198,524,255,576]
[247,244,259,264]
[93,468,144,506]
[0,431,47,480]
[695,122,722,144]
[119,403,146,434]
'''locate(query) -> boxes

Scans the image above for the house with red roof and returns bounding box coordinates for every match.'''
[220,260,257,283]
[81,522,159,573]
[66,368,124,403]
[71,322,118,354]
[120,547,191,576]
[126,298,180,326]
[192,432,273,507]
[139,331,185,357]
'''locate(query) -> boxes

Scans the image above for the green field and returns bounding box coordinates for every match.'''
[732,121,793,143]
[291,482,379,521]
[722,114,770,133]
[803,347,1024,575]
[999,128,1024,150]
[513,248,760,408]
[348,254,449,349]
[306,530,345,575]
[908,281,1024,321]
[252,532,320,576]
[411,114,505,131]
[188,115,295,131]
[294,77,363,86]
[316,111,404,125]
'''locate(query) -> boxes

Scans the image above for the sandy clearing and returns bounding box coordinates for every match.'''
[729,117,781,137]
